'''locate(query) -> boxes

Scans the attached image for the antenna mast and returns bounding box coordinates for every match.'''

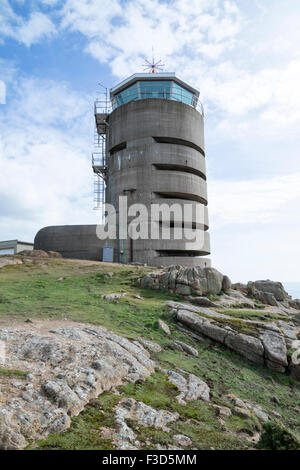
[142,48,164,73]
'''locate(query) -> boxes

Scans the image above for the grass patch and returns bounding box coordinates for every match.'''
[216,308,289,322]
[0,368,27,379]
[30,396,118,450]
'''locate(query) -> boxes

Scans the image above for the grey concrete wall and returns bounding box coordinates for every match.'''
[107,98,211,267]
[108,98,205,151]
[34,225,108,261]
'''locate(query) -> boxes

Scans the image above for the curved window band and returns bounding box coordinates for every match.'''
[153,137,205,157]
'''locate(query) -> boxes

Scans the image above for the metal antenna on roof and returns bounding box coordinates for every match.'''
[142,47,164,73]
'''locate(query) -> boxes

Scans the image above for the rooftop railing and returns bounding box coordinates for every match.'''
[94,90,204,116]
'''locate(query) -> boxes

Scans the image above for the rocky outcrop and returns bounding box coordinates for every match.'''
[222,276,232,292]
[101,293,127,301]
[260,329,288,373]
[213,405,232,419]
[0,257,23,269]
[289,299,300,310]
[225,394,269,423]
[170,340,199,357]
[115,398,179,450]
[167,301,298,374]
[18,250,62,258]
[248,280,290,305]
[136,338,162,353]
[158,319,170,335]
[0,322,155,449]
[215,290,256,308]
[187,296,220,308]
[140,266,231,296]
[173,434,192,447]
[163,369,210,405]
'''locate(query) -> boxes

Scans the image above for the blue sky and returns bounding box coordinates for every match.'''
[0,0,300,282]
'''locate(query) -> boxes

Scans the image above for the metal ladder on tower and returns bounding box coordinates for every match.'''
[92,87,110,219]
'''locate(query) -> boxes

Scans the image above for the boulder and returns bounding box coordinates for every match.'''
[170,340,198,357]
[136,338,162,353]
[232,282,248,294]
[222,275,232,292]
[101,293,127,301]
[277,321,299,348]
[234,406,251,419]
[0,258,23,269]
[293,313,300,325]
[173,434,192,447]
[224,330,265,365]
[18,250,49,258]
[114,398,179,450]
[217,290,256,308]
[213,405,232,419]
[259,292,279,307]
[175,284,191,295]
[140,273,159,290]
[47,251,62,258]
[187,296,220,308]
[205,267,224,295]
[158,319,171,336]
[227,395,269,422]
[164,370,210,405]
[248,280,290,302]
[289,299,300,310]
[139,266,231,296]
[260,330,288,372]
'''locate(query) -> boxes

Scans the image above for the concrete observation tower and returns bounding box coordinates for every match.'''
[35,70,211,267]
[93,71,211,267]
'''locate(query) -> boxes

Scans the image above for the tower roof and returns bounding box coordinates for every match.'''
[110,73,200,99]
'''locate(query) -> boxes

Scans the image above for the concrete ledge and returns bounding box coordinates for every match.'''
[152,257,211,268]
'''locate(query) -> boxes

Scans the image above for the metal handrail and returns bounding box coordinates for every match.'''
[94,90,204,116]
[92,152,105,167]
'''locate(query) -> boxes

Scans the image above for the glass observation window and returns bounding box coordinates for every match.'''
[171,82,194,105]
[140,81,171,99]
[113,80,197,109]
[115,82,139,106]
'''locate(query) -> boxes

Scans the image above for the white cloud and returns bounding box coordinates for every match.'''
[0,77,98,242]
[0,80,5,104]
[15,11,56,46]
[60,0,242,73]
[209,173,300,227]
[0,2,56,46]
[209,173,300,282]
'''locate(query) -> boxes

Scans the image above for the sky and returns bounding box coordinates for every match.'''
[0,0,300,283]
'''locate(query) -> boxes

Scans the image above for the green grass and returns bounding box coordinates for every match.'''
[30,394,119,450]
[216,308,290,322]
[1,257,300,450]
[0,368,27,379]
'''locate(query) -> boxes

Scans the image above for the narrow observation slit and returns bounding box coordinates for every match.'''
[157,250,208,257]
[153,137,205,157]
[154,192,207,206]
[153,163,206,181]
[109,142,127,155]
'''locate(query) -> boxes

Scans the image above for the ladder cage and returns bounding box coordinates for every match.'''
[92,87,111,219]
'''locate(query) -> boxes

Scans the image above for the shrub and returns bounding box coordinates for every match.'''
[257,422,300,450]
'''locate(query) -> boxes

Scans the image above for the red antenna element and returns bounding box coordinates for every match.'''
[143,49,164,73]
